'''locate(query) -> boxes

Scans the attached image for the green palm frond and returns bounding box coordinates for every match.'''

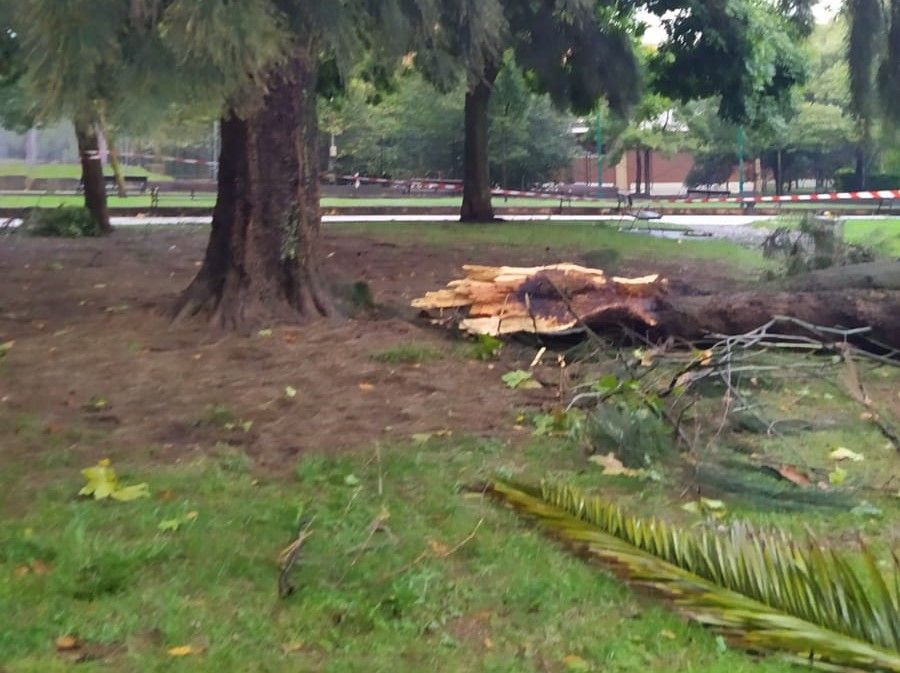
[486,480,900,672]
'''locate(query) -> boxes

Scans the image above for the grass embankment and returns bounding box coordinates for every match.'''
[0,162,172,182]
[331,220,768,271]
[0,194,214,210]
[753,216,900,257]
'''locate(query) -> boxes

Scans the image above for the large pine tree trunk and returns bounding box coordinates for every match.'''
[460,65,499,223]
[173,51,334,331]
[74,117,112,234]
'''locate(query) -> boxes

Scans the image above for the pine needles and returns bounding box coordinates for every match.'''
[486,479,900,672]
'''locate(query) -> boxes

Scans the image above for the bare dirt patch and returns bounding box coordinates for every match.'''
[0,227,746,474]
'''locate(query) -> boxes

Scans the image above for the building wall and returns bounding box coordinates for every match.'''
[562,150,696,195]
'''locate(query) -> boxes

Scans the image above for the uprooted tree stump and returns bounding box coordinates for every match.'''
[412,263,900,350]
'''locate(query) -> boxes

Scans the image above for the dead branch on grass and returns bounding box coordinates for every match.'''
[381,518,485,582]
[278,517,315,598]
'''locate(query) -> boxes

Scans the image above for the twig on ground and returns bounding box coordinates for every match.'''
[838,345,900,451]
[278,517,315,598]
[381,518,485,582]
[340,507,396,582]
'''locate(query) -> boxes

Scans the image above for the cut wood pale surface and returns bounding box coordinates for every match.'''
[411,263,667,336]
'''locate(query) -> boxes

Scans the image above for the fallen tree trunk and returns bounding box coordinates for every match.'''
[412,264,900,350]
[656,290,900,349]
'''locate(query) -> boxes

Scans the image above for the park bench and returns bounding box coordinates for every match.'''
[77,175,149,195]
[686,188,731,198]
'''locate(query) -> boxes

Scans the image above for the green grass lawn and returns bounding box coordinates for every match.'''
[330,220,769,271]
[843,219,900,256]
[0,193,216,209]
[2,358,895,672]
[0,432,807,673]
[0,161,172,182]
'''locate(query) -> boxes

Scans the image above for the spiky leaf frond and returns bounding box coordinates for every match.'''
[486,480,900,672]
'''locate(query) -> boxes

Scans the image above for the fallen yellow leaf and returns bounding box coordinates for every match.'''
[829,447,864,462]
[167,645,196,657]
[30,559,50,575]
[55,635,79,651]
[563,654,590,671]
[589,452,642,477]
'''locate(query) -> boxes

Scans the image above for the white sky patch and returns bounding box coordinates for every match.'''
[638,2,839,45]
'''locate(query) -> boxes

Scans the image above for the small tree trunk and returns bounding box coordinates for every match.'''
[173,50,334,331]
[74,116,112,234]
[100,119,128,199]
[855,146,867,190]
[107,144,127,199]
[460,64,499,223]
[775,149,783,196]
[634,149,643,195]
[644,148,652,195]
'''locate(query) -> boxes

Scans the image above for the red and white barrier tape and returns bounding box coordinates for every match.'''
[342,174,900,203]
[113,161,899,204]
[667,190,900,204]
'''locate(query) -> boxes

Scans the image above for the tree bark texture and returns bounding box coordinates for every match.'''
[74,117,112,234]
[656,290,900,350]
[173,51,334,331]
[460,65,500,223]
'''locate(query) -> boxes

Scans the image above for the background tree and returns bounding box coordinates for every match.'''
[846,0,886,187]
[430,0,640,222]
[618,92,685,195]
[320,64,577,187]
[10,0,148,232]
[646,0,806,124]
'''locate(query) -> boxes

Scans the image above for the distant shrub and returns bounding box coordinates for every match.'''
[833,169,900,192]
[24,207,102,238]
[762,214,874,276]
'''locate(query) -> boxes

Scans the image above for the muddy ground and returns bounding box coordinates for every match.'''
[0,227,752,480]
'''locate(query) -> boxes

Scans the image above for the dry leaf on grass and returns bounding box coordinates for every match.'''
[774,465,812,487]
[167,645,202,657]
[589,452,642,477]
[829,447,864,462]
[55,635,79,651]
